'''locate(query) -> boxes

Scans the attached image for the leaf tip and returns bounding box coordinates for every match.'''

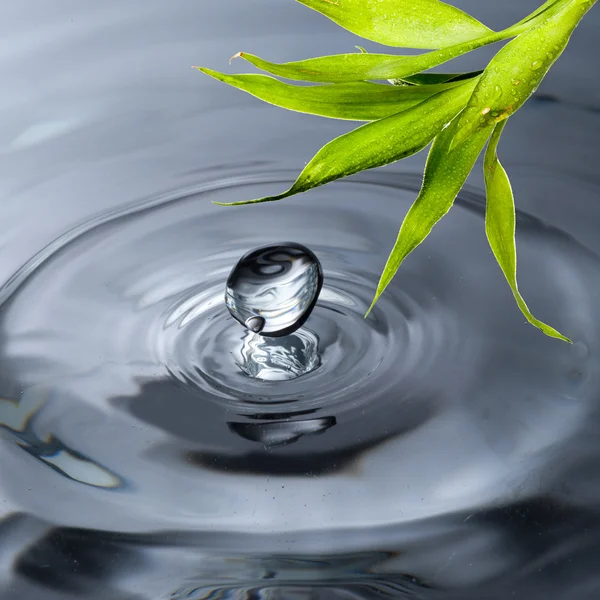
[364,296,380,319]
[555,332,573,344]
[229,51,243,65]
[544,329,572,343]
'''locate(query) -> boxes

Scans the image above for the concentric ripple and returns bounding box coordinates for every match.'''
[0,172,599,535]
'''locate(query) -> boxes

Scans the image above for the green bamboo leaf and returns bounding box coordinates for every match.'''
[215,80,477,206]
[232,41,500,84]
[366,116,493,315]
[198,67,477,121]
[226,2,570,85]
[232,51,421,83]
[484,121,571,342]
[296,0,492,49]
[451,0,595,148]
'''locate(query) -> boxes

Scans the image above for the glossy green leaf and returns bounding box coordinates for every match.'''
[215,80,477,206]
[296,0,492,49]
[227,2,566,86]
[198,67,477,121]
[451,0,595,148]
[366,115,493,315]
[483,122,571,342]
[232,51,422,83]
[231,17,537,85]
[231,37,502,84]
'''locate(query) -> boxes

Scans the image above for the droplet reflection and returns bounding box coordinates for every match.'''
[228,417,337,448]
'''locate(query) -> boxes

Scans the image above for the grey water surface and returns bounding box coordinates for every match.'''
[0,1,600,599]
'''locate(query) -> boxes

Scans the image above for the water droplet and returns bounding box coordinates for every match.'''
[225,242,323,337]
[530,60,542,70]
[245,316,265,333]
[513,80,521,87]
[494,85,503,100]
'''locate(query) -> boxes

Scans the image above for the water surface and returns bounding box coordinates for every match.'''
[0,1,600,599]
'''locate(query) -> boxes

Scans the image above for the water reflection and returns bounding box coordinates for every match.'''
[228,417,337,448]
[0,391,122,489]
[8,500,600,599]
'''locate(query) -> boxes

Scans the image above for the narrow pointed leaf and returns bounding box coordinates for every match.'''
[366,116,493,315]
[452,0,595,148]
[215,80,477,206]
[296,0,492,49]
[199,67,477,121]
[223,2,569,85]
[233,51,428,83]
[232,36,504,84]
[484,122,570,342]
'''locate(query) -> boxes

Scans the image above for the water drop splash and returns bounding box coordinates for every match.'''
[225,242,323,337]
[238,328,320,381]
